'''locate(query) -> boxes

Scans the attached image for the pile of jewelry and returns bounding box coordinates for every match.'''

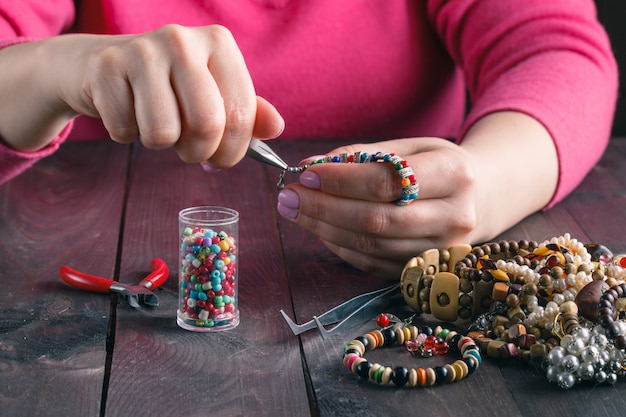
[399,233,626,389]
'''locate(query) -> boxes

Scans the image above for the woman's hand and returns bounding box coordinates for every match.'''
[278,137,479,276]
[0,24,284,166]
[277,112,558,278]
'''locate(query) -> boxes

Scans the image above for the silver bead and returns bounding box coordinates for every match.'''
[547,346,566,365]
[576,363,595,380]
[557,372,576,389]
[561,355,580,373]
[580,345,600,363]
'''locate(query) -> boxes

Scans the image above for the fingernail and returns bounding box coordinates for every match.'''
[277,189,300,219]
[300,171,321,189]
[298,155,326,166]
[200,162,222,173]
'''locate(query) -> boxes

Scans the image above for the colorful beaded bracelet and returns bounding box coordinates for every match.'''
[279,151,419,206]
[342,321,481,387]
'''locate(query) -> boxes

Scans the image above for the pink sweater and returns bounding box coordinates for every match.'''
[0,0,618,207]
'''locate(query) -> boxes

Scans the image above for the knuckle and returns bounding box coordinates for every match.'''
[352,232,378,255]
[108,126,139,144]
[205,24,236,46]
[224,104,255,138]
[359,205,392,235]
[140,127,180,149]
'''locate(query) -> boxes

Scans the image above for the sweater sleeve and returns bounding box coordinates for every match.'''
[0,1,77,184]
[427,0,619,207]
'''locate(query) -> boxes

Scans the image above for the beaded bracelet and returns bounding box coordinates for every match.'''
[278,151,419,206]
[342,319,481,387]
[399,233,626,389]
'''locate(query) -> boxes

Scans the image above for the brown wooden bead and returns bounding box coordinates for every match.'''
[575,280,610,321]
[429,272,460,322]
[486,340,506,358]
[492,281,509,302]
[529,343,548,359]
[507,323,526,341]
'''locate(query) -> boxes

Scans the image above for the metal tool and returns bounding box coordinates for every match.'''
[279,283,401,338]
[246,138,289,170]
[247,138,307,189]
[59,258,169,308]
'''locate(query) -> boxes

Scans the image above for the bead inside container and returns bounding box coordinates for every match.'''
[177,206,239,332]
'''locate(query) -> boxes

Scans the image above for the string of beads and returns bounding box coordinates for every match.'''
[342,318,481,387]
[279,151,419,206]
[399,233,626,389]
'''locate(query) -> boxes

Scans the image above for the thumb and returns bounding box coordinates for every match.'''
[252,96,285,139]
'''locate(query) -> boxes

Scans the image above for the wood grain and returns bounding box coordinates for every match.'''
[105,145,310,417]
[0,141,129,416]
[2,138,626,416]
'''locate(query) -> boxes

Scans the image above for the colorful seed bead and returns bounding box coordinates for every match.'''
[178,226,238,330]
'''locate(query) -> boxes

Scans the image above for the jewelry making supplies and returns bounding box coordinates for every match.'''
[177,206,239,332]
[399,233,626,389]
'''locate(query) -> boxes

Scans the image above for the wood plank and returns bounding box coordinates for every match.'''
[273,138,626,416]
[0,141,129,416]
[105,145,310,416]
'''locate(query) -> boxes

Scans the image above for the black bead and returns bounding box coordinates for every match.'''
[463,356,477,373]
[434,366,449,384]
[381,328,396,347]
[355,360,372,379]
[420,326,433,336]
[344,349,361,357]
[391,367,409,387]
[448,335,462,354]
[354,336,369,349]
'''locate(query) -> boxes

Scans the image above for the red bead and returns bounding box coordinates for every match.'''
[499,342,519,358]
[518,334,536,349]
[376,313,390,328]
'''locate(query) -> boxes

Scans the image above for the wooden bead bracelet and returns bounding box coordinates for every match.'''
[342,319,481,388]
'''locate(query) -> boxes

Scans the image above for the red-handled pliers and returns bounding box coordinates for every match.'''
[59,258,169,308]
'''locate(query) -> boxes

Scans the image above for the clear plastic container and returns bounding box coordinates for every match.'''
[177,206,239,332]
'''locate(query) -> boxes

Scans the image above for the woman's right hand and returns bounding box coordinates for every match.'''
[0,24,284,166]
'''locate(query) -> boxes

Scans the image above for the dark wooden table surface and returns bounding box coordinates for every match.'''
[1,137,626,417]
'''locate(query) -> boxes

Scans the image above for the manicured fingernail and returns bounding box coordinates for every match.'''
[298,155,326,166]
[300,171,321,189]
[277,189,300,219]
[200,162,221,173]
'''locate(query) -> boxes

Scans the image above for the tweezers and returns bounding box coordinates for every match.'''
[246,138,289,170]
[279,283,400,338]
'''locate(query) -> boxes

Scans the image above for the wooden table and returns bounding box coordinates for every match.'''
[1,137,626,417]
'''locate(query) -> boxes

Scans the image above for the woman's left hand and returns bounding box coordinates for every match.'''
[277,137,480,277]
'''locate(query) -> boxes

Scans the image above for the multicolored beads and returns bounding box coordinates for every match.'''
[276,151,419,205]
[177,226,239,331]
[342,322,481,387]
[295,151,419,206]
